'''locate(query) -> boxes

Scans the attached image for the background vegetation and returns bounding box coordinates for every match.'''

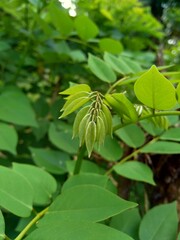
[0,0,179,239]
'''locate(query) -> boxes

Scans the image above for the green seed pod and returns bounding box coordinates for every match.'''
[85,120,97,157]
[73,105,90,138]
[96,115,106,146]
[79,113,91,146]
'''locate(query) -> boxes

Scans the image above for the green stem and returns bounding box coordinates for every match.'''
[14,207,49,240]
[106,77,128,94]
[113,110,180,131]
[73,144,86,175]
[106,136,159,175]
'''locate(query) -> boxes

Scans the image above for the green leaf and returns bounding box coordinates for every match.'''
[95,136,123,161]
[88,54,116,83]
[139,202,178,240]
[48,123,79,154]
[0,166,33,217]
[104,53,133,75]
[140,119,164,136]
[176,82,180,103]
[66,160,105,175]
[120,56,143,73]
[38,185,137,225]
[110,208,141,240]
[99,39,123,53]
[141,141,180,154]
[60,95,90,118]
[113,161,155,185]
[0,86,37,127]
[160,127,180,142]
[0,210,5,240]
[48,3,73,37]
[25,221,134,240]
[178,233,180,240]
[112,93,138,122]
[13,163,57,206]
[60,84,91,95]
[115,124,145,148]
[0,123,18,154]
[62,173,109,192]
[74,15,99,40]
[30,147,69,175]
[134,65,177,110]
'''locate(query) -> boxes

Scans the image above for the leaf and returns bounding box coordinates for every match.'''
[13,163,57,206]
[60,84,91,95]
[66,160,104,175]
[62,173,109,192]
[88,54,116,83]
[176,82,180,103]
[120,56,143,73]
[74,15,99,40]
[48,2,73,37]
[38,185,137,225]
[139,202,178,240]
[134,65,177,110]
[113,161,155,185]
[0,166,33,217]
[104,53,132,75]
[112,93,138,122]
[99,39,123,54]
[0,123,18,154]
[25,221,134,240]
[0,86,37,127]
[160,127,180,142]
[60,95,90,118]
[30,147,69,174]
[110,208,141,240]
[141,141,180,154]
[95,136,123,162]
[115,124,145,148]
[140,119,164,136]
[0,210,5,240]
[48,123,79,154]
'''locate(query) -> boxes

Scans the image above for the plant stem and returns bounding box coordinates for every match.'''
[14,207,49,240]
[106,77,128,94]
[106,137,159,175]
[73,144,86,175]
[113,110,180,131]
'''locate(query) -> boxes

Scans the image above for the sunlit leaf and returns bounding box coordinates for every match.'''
[74,15,99,40]
[99,39,123,53]
[134,65,177,110]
